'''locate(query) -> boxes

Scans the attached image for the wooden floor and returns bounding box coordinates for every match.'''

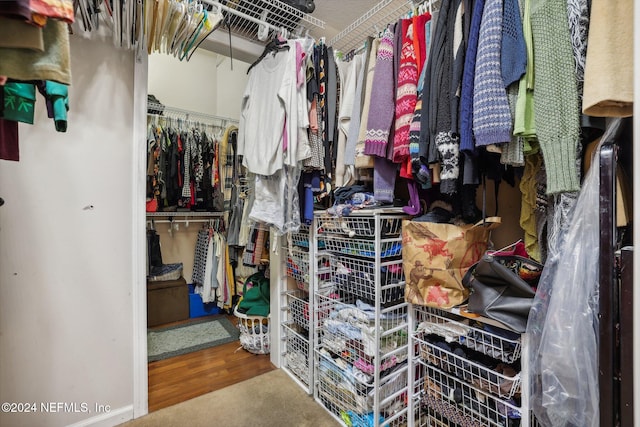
[147,314,276,412]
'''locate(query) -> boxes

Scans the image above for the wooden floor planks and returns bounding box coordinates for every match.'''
[147,314,276,412]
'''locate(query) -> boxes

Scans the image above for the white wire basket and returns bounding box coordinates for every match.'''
[317,215,404,239]
[333,255,405,304]
[286,246,311,291]
[416,334,521,399]
[414,306,522,364]
[415,361,522,427]
[282,322,310,386]
[323,234,403,259]
[234,307,270,355]
[287,290,310,331]
[316,349,408,418]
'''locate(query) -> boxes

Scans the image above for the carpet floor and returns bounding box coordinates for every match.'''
[119,369,340,427]
[147,316,239,362]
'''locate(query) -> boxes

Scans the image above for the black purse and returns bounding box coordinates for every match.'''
[463,253,543,333]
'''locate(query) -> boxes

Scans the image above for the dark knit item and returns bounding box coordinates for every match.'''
[364,26,395,158]
[431,0,462,195]
[436,132,461,195]
[501,0,527,87]
[392,19,419,163]
[472,0,513,147]
[531,0,581,194]
[459,0,486,154]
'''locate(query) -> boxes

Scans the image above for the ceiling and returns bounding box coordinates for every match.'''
[201,0,414,63]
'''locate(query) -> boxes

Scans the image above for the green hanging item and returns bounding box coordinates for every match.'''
[3,82,36,124]
[236,271,270,317]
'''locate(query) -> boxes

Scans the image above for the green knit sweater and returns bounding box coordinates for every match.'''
[530,0,580,194]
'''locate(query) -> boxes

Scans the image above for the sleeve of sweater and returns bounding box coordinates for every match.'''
[530,0,581,194]
[459,0,486,153]
[363,26,396,158]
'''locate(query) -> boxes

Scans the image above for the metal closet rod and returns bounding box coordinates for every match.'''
[148,101,239,125]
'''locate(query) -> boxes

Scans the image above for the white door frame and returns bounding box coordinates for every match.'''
[132,53,149,419]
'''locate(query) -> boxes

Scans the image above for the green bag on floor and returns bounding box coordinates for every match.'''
[237,272,270,317]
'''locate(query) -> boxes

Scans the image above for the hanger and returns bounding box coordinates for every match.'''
[246,35,290,74]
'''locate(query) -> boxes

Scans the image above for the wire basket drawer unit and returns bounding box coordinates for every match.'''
[286,246,333,292]
[287,289,310,331]
[333,254,405,305]
[414,306,522,364]
[317,214,404,239]
[316,349,408,420]
[315,292,409,358]
[286,246,310,291]
[416,334,521,400]
[323,234,403,259]
[415,362,522,427]
[282,322,311,386]
[288,223,326,250]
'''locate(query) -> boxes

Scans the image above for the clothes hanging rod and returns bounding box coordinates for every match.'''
[146,219,222,225]
[146,211,225,217]
[147,101,239,126]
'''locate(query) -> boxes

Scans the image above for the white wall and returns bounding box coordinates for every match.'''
[215,56,250,119]
[148,49,220,115]
[0,33,139,427]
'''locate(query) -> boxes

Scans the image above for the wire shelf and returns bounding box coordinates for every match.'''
[328,0,412,53]
[416,335,521,399]
[204,0,324,44]
[333,255,405,304]
[316,349,408,418]
[414,306,522,364]
[414,362,521,427]
[287,223,326,250]
[282,322,311,386]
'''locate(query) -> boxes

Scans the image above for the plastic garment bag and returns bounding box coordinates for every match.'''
[525,124,621,426]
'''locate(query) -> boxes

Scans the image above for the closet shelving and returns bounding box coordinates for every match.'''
[202,0,325,43]
[328,0,438,53]
[312,209,410,427]
[409,305,531,427]
[280,221,332,394]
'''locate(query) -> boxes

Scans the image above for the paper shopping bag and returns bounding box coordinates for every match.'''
[402,217,500,308]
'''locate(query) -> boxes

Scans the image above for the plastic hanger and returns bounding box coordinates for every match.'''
[246,35,290,74]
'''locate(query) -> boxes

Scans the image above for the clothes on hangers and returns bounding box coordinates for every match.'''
[146,116,228,213]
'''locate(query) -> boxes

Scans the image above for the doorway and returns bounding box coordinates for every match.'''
[140,49,275,413]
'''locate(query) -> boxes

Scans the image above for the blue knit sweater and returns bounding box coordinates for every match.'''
[459,0,486,153]
[472,0,513,146]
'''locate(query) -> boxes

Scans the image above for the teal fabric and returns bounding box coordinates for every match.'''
[3,82,36,124]
[45,81,68,132]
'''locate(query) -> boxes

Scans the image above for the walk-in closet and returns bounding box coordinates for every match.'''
[0,0,637,426]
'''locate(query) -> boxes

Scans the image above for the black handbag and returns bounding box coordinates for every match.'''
[463,253,543,333]
[147,229,163,268]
